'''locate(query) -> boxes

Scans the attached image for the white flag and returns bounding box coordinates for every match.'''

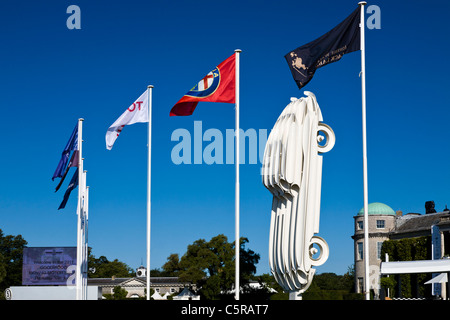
[106,90,149,150]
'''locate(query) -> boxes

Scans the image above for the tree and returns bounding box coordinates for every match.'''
[88,249,134,278]
[162,234,260,300]
[253,273,283,293]
[380,237,431,298]
[260,265,358,300]
[301,269,358,300]
[104,286,128,300]
[0,253,7,284]
[0,229,27,293]
[161,253,181,276]
[239,238,260,285]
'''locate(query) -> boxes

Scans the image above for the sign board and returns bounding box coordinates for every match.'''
[22,247,76,286]
[5,286,102,300]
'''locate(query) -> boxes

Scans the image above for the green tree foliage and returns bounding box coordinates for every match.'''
[302,269,358,300]
[88,249,134,278]
[241,273,284,300]
[312,272,354,291]
[380,276,395,295]
[0,229,27,295]
[104,286,129,300]
[161,253,181,276]
[380,237,431,298]
[253,273,284,293]
[253,267,358,300]
[0,253,7,284]
[161,234,260,300]
[239,238,260,285]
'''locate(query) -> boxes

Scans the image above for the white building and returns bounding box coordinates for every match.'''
[352,201,450,298]
[87,266,196,299]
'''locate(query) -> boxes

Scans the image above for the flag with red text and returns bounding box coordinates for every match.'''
[106,90,149,150]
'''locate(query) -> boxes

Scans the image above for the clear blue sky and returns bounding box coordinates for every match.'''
[1,0,449,277]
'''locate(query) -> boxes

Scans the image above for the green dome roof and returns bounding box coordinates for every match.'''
[357,202,395,216]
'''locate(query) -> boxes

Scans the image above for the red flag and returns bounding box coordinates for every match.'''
[170,53,236,116]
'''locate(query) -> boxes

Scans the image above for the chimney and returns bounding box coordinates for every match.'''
[396,210,403,216]
[425,201,437,214]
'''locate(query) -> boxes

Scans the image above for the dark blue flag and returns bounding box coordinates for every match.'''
[58,168,78,210]
[52,124,78,181]
[55,150,79,192]
[285,6,361,89]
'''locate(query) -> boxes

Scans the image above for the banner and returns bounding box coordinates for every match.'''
[22,247,77,286]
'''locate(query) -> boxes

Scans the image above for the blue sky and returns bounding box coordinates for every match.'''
[1,0,449,277]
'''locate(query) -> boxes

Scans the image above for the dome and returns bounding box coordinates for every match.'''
[357,202,395,216]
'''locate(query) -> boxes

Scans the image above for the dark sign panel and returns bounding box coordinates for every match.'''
[22,247,77,286]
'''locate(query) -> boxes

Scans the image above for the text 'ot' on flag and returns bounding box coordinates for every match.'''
[106,90,149,150]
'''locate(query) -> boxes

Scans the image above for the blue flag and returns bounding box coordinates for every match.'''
[285,6,361,89]
[58,168,79,210]
[55,150,79,192]
[52,124,78,181]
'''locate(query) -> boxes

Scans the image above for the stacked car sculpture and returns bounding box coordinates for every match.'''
[262,92,335,298]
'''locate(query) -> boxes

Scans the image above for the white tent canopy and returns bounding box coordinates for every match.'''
[173,287,200,300]
[380,259,450,275]
[425,273,448,285]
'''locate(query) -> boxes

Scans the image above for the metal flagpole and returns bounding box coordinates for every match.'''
[83,184,89,300]
[358,1,370,301]
[146,85,153,300]
[234,49,241,301]
[81,170,87,300]
[76,118,84,300]
[80,170,87,300]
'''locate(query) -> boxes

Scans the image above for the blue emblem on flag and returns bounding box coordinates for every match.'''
[186,67,221,98]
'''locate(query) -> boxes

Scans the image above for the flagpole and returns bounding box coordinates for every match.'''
[83,184,89,300]
[81,171,88,300]
[76,118,84,300]
[146,85,153,300]
[234,49,241,301]
[358,1,370,301]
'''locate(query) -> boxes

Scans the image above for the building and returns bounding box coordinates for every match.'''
[87,266,196,299]
[352,201,450,298]
[352,202,396,295]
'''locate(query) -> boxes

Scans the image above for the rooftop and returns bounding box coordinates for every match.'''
[357,202,396,216]
[392,212,450,235]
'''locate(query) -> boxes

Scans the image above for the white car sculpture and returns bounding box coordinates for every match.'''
[262,92,335,299]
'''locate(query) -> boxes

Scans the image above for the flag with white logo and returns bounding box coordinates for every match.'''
[169,53,236,116]
[285,6,361,89]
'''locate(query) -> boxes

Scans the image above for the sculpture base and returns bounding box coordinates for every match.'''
[289,290,303,300]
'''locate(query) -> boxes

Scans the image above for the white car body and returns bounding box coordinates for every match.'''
[262,92,335,296]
